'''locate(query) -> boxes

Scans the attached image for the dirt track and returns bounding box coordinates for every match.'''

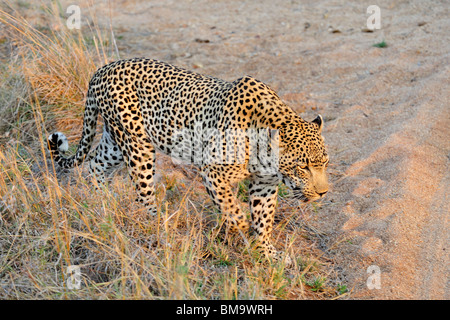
[20,0,450,299]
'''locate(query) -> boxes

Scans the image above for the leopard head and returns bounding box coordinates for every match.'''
[277,115,329,202]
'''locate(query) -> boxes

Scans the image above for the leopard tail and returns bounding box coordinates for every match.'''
[47,87,98,169]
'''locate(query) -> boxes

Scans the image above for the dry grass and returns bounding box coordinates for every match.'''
[0,1,345,300]
[0,141,344,299]
[0,1,117,140]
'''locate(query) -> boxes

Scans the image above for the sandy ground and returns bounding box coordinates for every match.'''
[11,0,450,299]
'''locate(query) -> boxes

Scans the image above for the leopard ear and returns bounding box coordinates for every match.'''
[312,115,323,133]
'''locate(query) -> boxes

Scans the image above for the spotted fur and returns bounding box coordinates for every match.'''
[48,58,329,262]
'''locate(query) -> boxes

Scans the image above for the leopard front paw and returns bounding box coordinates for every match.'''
[255,242,292,266]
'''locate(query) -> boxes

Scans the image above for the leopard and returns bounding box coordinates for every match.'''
[48,58,329,263]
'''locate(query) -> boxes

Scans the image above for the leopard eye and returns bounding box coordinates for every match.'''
[299,164,308,170]
[324,159,329,167]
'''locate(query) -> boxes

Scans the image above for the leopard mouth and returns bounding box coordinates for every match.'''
[281,176,316,202]
[292,188,322,203]
[292,188,309,202]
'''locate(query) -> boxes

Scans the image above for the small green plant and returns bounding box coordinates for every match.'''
[337,284,348,295]
[373,40,387,48]
[278,183,289,198]
[237,179,250,202]
[305,276,326,292]
[272,266,289,299]
[213,249,233,266]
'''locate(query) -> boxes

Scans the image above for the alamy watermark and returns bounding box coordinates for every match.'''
[66,5,81,30]
[170,126,281,174]
[366,265,381,290]
[366,5,381,30]
[66,265,81,290]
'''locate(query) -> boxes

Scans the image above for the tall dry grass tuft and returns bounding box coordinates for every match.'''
[0,2,117,140]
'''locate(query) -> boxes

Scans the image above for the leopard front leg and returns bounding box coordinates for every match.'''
[202,169,250,234]
[249,174,290,264]
[125,142,157,216]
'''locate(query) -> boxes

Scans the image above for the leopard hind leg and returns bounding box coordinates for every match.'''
[87,128,124,185]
